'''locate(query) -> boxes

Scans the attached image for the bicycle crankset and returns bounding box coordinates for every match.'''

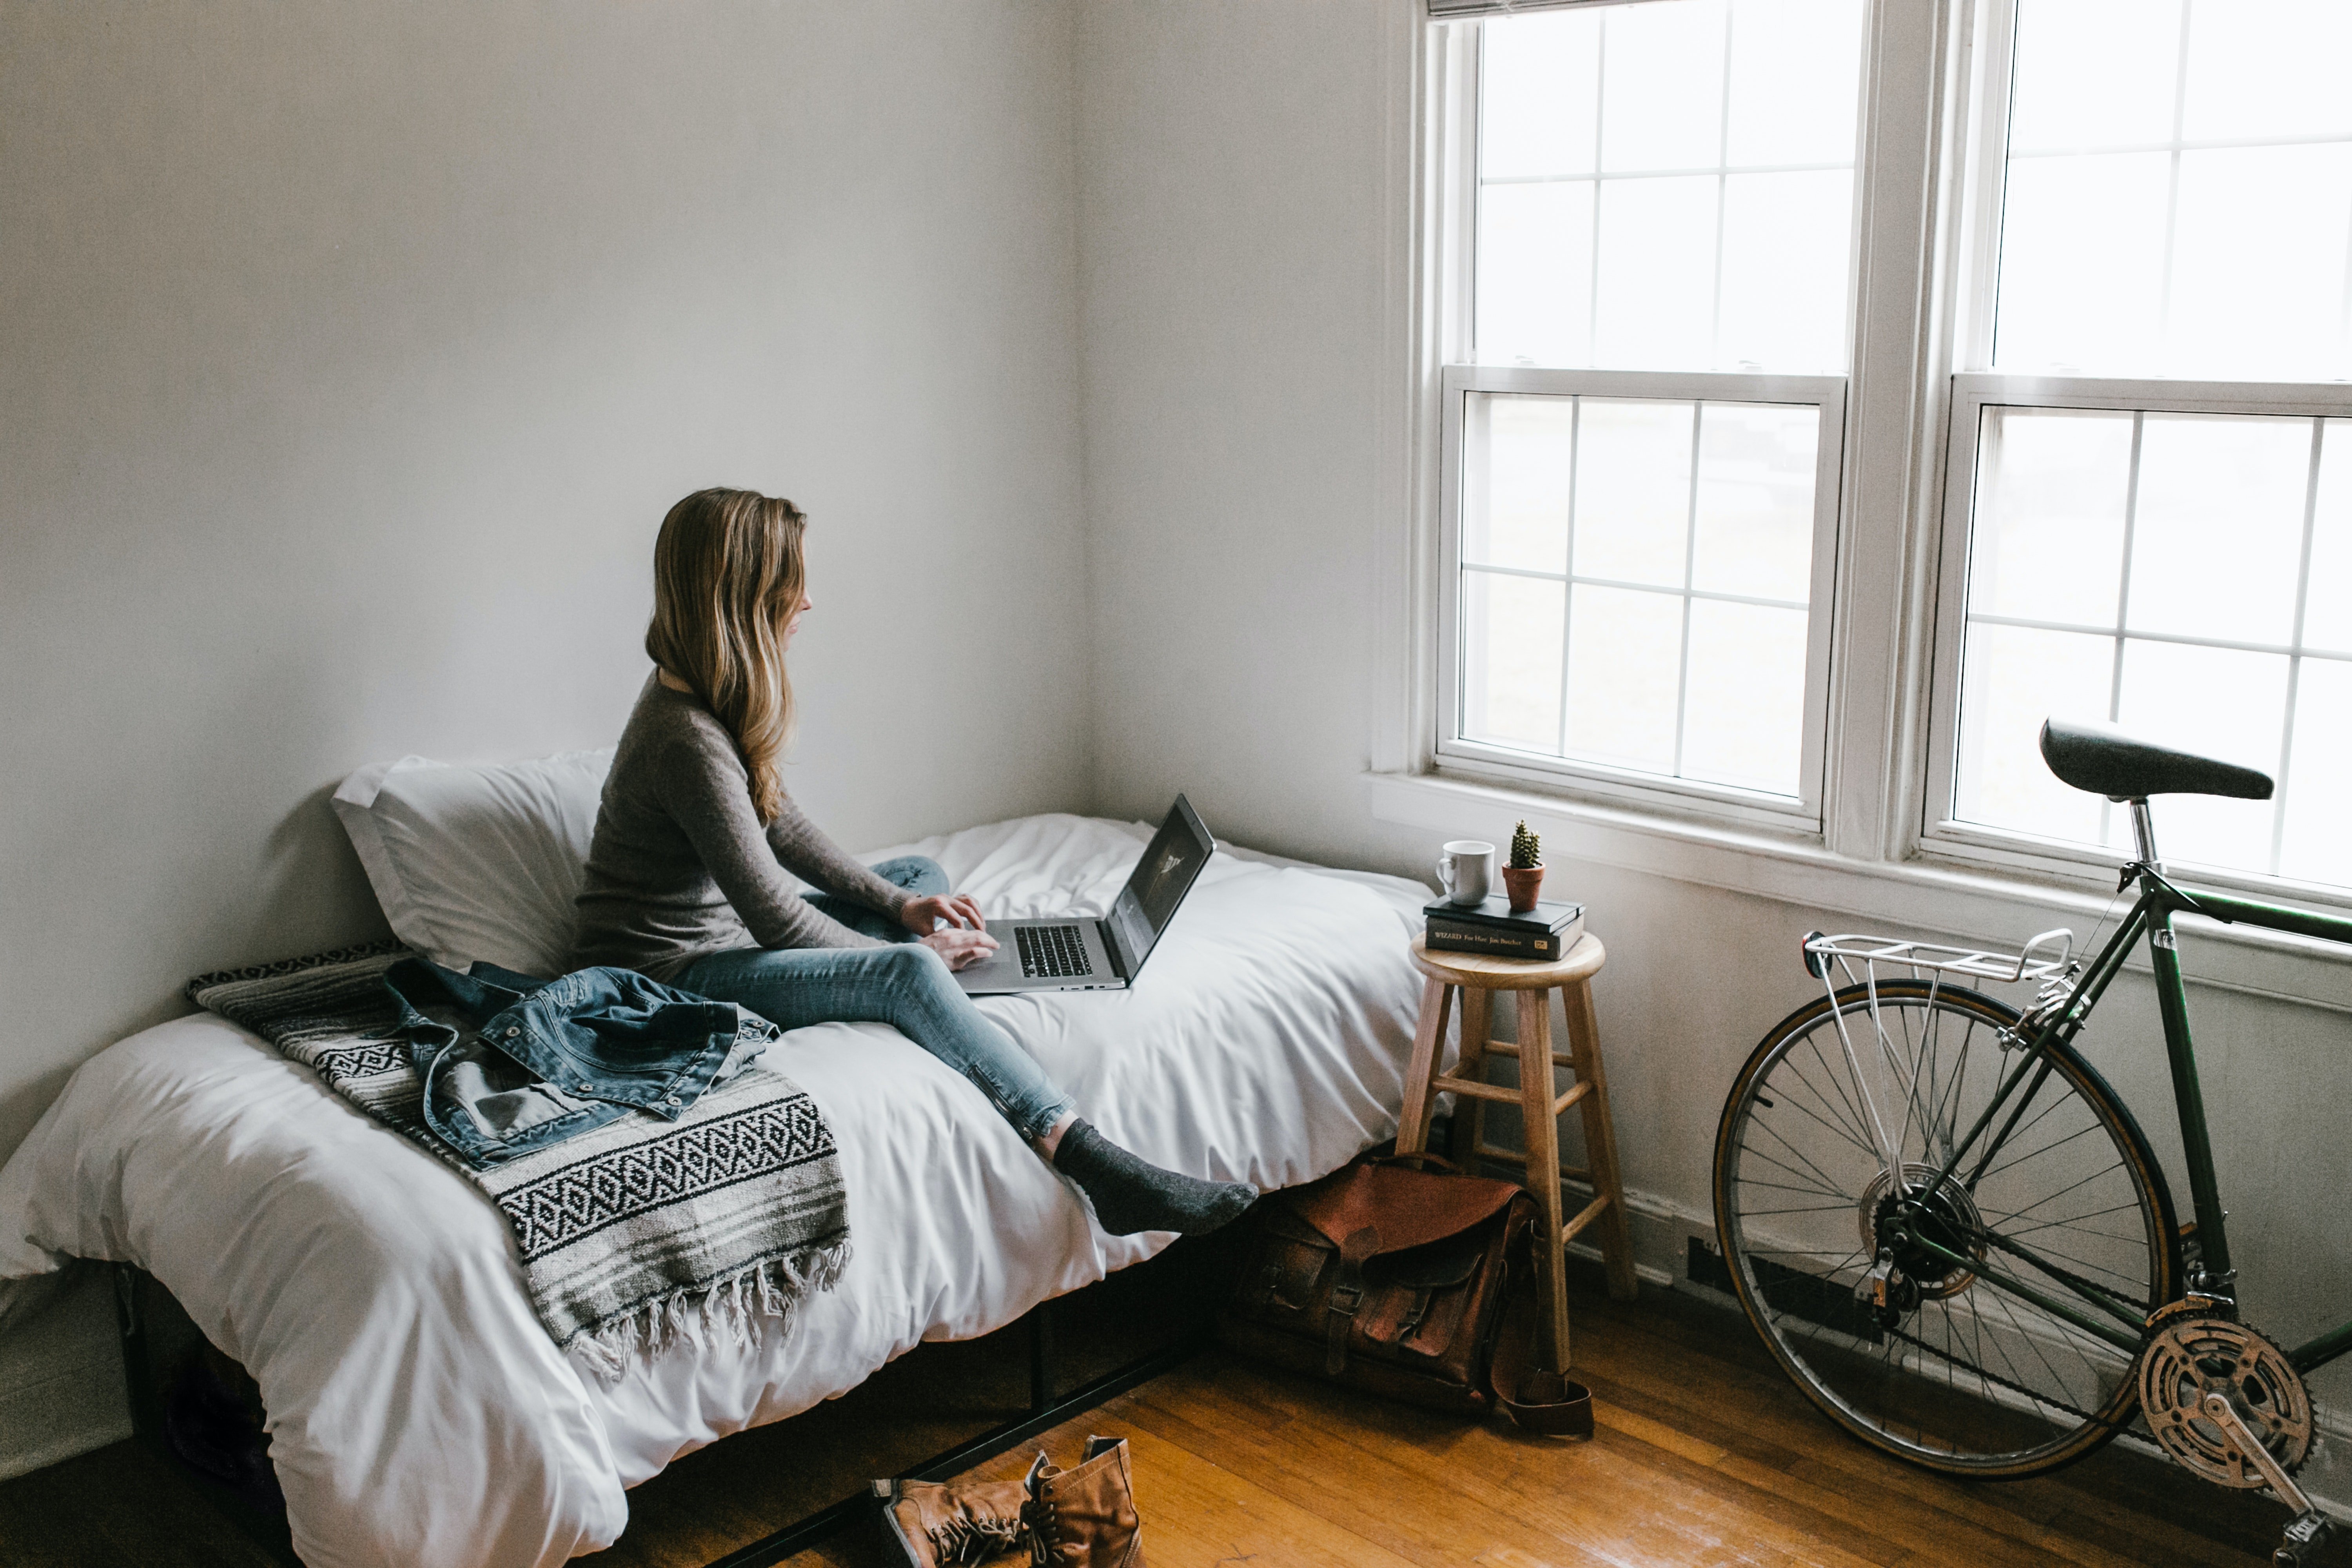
[2135,1311,2338,1565]
[2138,1309,2314,1488]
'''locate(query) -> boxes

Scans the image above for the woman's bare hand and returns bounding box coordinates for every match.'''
[919,928,999,971]
[901,893,986,935]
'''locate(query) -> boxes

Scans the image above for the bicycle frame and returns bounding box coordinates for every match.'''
[1901,855,2352,1378]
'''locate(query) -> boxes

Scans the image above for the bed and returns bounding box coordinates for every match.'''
[0,806,1432,1568]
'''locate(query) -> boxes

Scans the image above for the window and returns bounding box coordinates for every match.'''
[1419,0,2352,896]
[1445,372,1842,804]
[1927,0,2352,889]
[1471,0,1863,375]
[1434,0,1867,824]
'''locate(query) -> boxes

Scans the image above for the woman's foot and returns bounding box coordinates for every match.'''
[1051,1120,1255,1236]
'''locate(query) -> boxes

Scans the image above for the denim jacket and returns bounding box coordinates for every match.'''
[382,957,775,1169]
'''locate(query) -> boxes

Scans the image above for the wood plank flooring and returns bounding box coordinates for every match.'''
[0,1261,2332,1566]
[789,1278,2328,1568]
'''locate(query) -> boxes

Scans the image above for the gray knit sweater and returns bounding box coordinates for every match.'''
[569,674,911,980]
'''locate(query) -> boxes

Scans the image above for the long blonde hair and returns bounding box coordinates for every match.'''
[645,488,808,823]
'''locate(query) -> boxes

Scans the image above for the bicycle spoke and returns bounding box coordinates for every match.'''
[1983,1160,2127,1229]
[1998,1201,2149,1245]
[1928,1016,1976,1168]
[1730,1172,1851,1202]
[1973,1216,2152,1298]
[1743,1115,1865,1200]
[1975,1113,2105,1187]
[1988,1270,2114,1412]
[1887,1315,2105,1429]
[1964,1057,2058,1190]
[1792,1037,1878,1154]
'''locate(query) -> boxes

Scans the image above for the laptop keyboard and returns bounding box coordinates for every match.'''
[1017,924,1094,978]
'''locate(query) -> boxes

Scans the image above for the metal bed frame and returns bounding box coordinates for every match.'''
[114,1254,1213,1567]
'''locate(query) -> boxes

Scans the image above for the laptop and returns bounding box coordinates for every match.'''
[953,795,1215,995]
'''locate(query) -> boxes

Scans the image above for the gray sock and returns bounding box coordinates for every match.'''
[1052,1120,1256,1237]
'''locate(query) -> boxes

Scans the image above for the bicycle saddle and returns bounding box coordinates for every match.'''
[2039,717,2273,802]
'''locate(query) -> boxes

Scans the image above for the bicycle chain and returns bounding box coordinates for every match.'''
[1966,1227,2156,1323]
[1876,1320,2132,1437]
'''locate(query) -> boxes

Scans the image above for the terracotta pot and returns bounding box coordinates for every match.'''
[1501,864,1544,914]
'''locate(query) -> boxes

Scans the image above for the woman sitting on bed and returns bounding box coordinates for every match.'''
[569,486,1254,1237]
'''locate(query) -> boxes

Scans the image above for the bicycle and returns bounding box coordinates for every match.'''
[1711,717,2348,1567]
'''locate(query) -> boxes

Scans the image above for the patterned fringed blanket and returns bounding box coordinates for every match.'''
[185,942,850,1375]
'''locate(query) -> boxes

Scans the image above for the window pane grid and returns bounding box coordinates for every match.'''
[1962,610,2352,664]
[1991,0,2352,380]
[1486,159,1851,185]
[1474,0,1864,374]
[2011,131,2352,160]
[1456,391,1820,799]
[1953,407,2343,879]
[1466,562,1806,613]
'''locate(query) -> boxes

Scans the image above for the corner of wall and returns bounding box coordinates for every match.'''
[1068,0,1116,823]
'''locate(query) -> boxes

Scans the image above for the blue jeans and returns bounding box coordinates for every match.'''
[802,855,944,943]
[677,860,1074,1142]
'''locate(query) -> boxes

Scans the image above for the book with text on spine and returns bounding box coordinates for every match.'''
[1423,895,1584,961]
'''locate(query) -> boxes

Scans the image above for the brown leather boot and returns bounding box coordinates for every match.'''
[1022,1436,1143,1567]
[873,1473,1032,1567]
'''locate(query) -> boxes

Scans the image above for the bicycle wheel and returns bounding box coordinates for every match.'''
[1713,979,2179,1477]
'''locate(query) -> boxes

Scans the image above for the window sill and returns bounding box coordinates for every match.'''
[1363,769,2352,1013]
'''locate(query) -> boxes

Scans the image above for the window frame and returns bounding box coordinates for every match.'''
[1399,0,2352,924]
[1422,3,1869,834]
[1916,0,2352,903]
[1923,373,2352,893]
[1436,363,1848,829]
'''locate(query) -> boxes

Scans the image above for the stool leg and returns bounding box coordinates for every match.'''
[1516,988,1571,1372]
[1563,976,1637,1302]
[1446,986,1492,1171]
[1396,978,1453,1156]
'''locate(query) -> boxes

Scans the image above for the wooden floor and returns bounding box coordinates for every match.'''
[782,1277,2327,1568]
[1,1262,2332,1566]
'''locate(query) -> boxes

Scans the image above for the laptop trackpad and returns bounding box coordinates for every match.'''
[954,957,1008,994]
[953,926,1025,993]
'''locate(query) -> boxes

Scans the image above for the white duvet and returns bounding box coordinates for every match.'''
[0,814,1432,1567]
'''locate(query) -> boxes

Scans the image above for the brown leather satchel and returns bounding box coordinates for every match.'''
[1219,1153,1593,1437]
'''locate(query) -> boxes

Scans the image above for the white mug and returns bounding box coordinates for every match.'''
[1435,840,1495,907]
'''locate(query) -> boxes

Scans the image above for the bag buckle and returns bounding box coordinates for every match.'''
[1323,1226,1381,1376]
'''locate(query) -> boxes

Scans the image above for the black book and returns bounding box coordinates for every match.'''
[1423,894,1581,933]
[1424,895,1584,960]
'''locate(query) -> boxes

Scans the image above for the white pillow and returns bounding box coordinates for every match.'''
[331,749,615,977]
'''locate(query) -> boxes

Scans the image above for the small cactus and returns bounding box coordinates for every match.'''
[1509,820,1541,869]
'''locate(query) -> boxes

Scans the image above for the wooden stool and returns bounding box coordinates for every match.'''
[1396,933,1636,1374]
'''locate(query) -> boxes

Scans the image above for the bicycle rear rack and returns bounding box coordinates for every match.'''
[1798,928,2084,1234]
[1802,929,2075,987]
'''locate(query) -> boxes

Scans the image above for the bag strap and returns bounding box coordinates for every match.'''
[1323,1225,1382,1376]
[1372,1151,1461,1174]
[1486,1212,1595,1439]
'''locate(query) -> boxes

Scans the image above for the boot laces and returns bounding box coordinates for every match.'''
[929,1511,1022,1565]
[1023,1454,1062,1566]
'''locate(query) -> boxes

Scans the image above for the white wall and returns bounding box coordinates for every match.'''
[0,0,1089,1472]
[1077,0,2352,1507]
[1076,1,1403,873]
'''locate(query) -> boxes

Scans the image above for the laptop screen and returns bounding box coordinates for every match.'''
[1113,795,1214,971]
